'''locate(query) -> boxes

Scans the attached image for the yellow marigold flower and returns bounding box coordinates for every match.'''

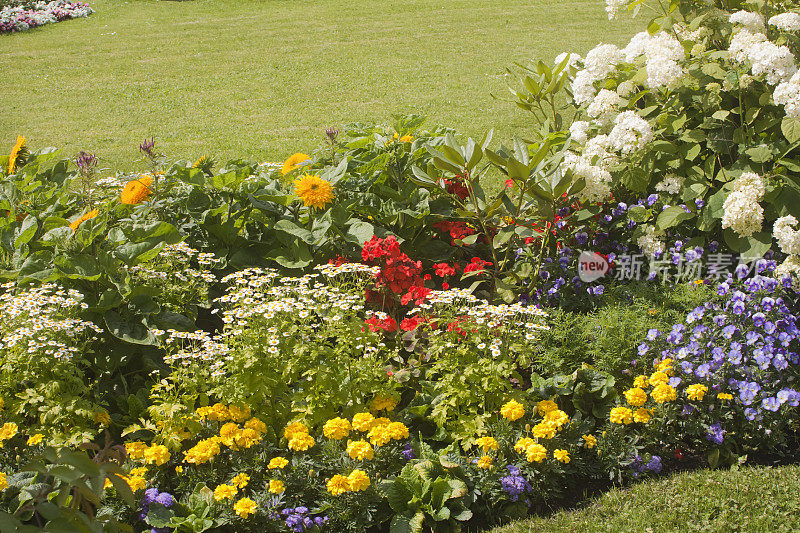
[233,497,257,519]
[234,428,260,449]
[347,469,370,492]
[294,174,334,210]
[196,403,230,422]
[500,399,525,421]
[582,434,597,448]
[0,472,7,491]
[525,443,547,463]
[175,465,183,474]
[686,384,708,401]
[213,484,237,501]
[399,135,413,143]
[633,408,651,423]
[183,438,221,464]
[281,153,311,175]
[69,209,99,232]
[327,474,351,496]
[120,176,153,205]
[130,467,148,477]
[284,421,309,441]
[514,437,535,454]
[476,455,493,469]
[8,136,26,174]
[537,400,558,414]
[370,394,398,412]
[649,371,669,387]
[288,433,315,451]
[474,436,499,453]
[532,421,556,439]
[94,411,111,427]
[656,358,674,374]
[633,375,649,389]
[244,418,267,435]
[553,449,570,463]
[609,406,633,425]
[104,477,113,490]
[143,445,171,466]
[268,457,290,469]
[372,417,391,428]
[544,409,569,429]
[268,479,285,494]
[0,422,18,441]
[231,473,250,489]
[323,417,351,440]
[347,440,374,460]
[228,405,251,423]
[27,434,43,446]
[387,422,409,440]
[124,474,146,492]
[651,384,677,404]
[367,424,392,447]
[717,392,734,401]
[220,423,240,439]
[351,412,375,432]
[624,387,648,407]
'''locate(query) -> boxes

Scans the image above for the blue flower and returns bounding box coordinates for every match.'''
[154,492,174,508]
[647,193,659,206]
[646,456,662,473]
[705,422,725,444]
[638,343,649,355]
[762,396,781,411]
[646,329,660,341]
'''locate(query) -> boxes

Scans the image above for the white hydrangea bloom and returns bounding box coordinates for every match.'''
[774,71,800,117]
[607,111,654,154]
[569,120,590,144]
[774,215,800,255]
[769,12,800,32]
[748,40,797,85]
[605,0,630,20]
[562,153,613,203]
[555,52,582,70]
[721,172,766,237]
[729,30,768,63]
[775,255,800,283]
[586,89,623,124]
[645,32,685,88]
[571,69,597,106]
[584,43,623,80]
[674,22,706,42]
[655,174,684,195]
[583,134,618,168]
[623,32,650,62]
[637,225,665,257]
[730,10,766,33]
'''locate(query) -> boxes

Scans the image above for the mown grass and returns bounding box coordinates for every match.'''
[491,465,800,533]
[1,0,637,171]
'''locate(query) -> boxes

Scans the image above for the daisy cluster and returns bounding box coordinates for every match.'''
[0,0,92,33]
[0,282,101,360]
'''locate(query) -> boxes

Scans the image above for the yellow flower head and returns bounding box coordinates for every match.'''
[197,403,229,422]
[268,479,285,494]
[323,417,351,440]
[370,394,398,412]
[582,434,597,448]
[649,371,669,387]
[234,428,260,449]
[120,176,153,205]
[347,469,370,492]
[327,474,351,496]
[69,209,99,232]
[474,436,499,453]
[609,406,633,425]
[228,405,251,423]
[183,438,221,464]
[399,135,413,143]
[532,421,556,439]
[27,434,44,446]
[244,417,267,435]
[268,457,290,469]
[281,153,311,175]
[553,449,570,463]
[233,497,257,519]
[656,358,674,375]
[367,424,391,447]
[347,439,374,461]
[651,383,677,404]
[514,437,536,455]
[633,408,651,423]
[220,422,240,439]
[717,392,734,401]
[0,472,7,491]
[288,433,315,452]
[624,387,648,407]
[351,412,375,432]
[386,422,409,440]
[8,136,26,175]
[500,399,525,421]
[686,384,708,401]
[125,442,148,461]
[544,409,570,429]
[213,484,237,501]
[633,375,649,389]
[536,400,558,415]
[476,455,493,469]
[143,445,171,466]
[525,443,547,463]
[294,174,334,210]
[231,473,250,489]
[284,421,309,440]
[0,422,18,441]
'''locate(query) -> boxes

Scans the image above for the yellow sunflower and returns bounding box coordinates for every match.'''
[294,174,334,210]
[281,153,311,176]
[120,176,154,205]
[8,136,27,175]
[69,209,99,232]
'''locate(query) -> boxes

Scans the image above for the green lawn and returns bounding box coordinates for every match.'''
[492,465,800,532]
[1,0,637,171]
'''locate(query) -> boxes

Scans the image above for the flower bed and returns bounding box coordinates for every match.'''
[0,0,92,33]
